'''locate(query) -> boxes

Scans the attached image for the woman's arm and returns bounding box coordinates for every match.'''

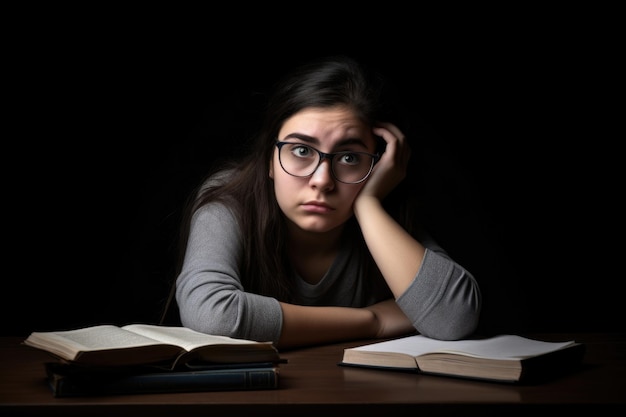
[354,123,481,340]
[176,204,284,343]
[354,195,425,297]
[354,122,423,297]
[177,202,416,348]
[277,299,414,349]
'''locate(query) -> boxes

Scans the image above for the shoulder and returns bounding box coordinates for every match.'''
[193,201,238,226]
[199,167,237,191]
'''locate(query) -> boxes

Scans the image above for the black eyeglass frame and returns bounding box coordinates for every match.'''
[275,141,380,184]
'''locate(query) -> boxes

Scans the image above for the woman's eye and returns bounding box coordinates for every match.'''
[292,146,312,157]
[339,153,360,165]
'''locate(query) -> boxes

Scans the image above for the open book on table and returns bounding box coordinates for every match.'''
[23,324,281,370]
[340,334,585,383]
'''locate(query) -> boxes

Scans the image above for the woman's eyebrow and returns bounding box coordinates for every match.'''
[282,134,368,149]
[282,133,317,143]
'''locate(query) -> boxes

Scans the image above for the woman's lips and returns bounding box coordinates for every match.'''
[301,201,333,214]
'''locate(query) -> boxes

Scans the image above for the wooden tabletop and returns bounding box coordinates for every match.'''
[1,333,625,416]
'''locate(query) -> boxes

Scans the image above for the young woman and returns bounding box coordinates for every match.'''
[174,55,481,349]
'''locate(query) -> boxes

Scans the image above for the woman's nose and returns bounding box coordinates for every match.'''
[308,159,335,190]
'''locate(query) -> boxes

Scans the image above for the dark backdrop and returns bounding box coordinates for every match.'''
[4,12,620,336]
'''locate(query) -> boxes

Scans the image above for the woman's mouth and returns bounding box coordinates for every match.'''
[301,201,333,214]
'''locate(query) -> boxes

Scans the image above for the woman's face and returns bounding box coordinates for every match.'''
[270,105,377,234]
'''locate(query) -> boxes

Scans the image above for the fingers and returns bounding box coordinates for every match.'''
[372,122,410,168]
[373,122,405,144]
[358,123,410,201]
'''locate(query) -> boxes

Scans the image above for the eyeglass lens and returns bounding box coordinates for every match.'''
[278,143,374,183]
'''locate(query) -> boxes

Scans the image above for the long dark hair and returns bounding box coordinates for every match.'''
[172,55,414,306]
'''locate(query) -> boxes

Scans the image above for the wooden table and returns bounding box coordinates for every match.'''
[1,333,625,416]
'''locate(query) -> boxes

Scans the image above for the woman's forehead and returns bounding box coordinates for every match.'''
[280,106,372,143]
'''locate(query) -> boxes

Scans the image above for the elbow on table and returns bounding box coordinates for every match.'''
[415,299,482,341]
[178,302,247,339]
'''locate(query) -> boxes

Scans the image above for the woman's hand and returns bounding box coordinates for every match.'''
[357,122,411,202]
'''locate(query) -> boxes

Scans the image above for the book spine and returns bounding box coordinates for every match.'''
[49,367,279,397]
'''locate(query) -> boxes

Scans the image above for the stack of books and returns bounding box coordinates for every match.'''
[23,324,284,397]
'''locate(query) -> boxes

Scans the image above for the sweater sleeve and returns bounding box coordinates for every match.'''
[396,248,482,340]
[175,203,283,344]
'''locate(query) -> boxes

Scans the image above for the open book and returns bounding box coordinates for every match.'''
[23,324,281,370]
[340,334,585,383]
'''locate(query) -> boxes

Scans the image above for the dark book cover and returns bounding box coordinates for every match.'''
[516,342,586,384]
[45,361,280,397]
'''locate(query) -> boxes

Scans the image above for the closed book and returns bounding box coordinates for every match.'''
[45,362,279,397]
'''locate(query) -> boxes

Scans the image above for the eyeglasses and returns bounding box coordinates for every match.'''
[275,141,380,184]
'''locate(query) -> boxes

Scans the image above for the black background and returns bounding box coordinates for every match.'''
[3,8,621,337]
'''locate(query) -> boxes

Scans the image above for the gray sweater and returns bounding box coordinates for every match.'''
[176,201,482,344]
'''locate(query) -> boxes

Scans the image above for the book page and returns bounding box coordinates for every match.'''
[432,335,576,359]
[122,324,272,352]
[24,325,167,359]
[352,335,576,360]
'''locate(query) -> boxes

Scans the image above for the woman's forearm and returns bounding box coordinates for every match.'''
[277,302,377,349]
[277,299,416,349]
[353,195,425,298]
